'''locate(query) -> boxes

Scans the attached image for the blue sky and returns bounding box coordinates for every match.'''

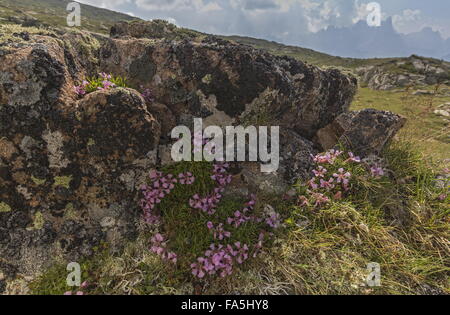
[77,0,450,42]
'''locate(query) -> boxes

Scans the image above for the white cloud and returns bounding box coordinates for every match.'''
[392,9,422,34]
[134,0,221,12]
[78,0,131,9]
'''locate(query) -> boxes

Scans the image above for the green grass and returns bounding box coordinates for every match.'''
[77,74,129,94]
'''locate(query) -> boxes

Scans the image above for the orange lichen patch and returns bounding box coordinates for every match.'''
[0,138,18,160]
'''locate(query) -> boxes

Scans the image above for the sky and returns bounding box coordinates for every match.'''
[77,0,450,44]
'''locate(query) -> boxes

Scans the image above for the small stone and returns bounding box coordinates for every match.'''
[434,110,450,117]
[100,217,116,228]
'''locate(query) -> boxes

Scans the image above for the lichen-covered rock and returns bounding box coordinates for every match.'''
[357,55,450,90]
[0,29,161,276]
[239,129,317,193]
[317,109,406,156]
[101,21,357,139]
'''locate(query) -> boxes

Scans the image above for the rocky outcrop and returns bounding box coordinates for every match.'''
[101,20,358,139]
[317,109,406,156]
[0,21,405,279]
[357,55,450,90]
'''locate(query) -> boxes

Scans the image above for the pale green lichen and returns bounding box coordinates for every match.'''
[31,176,46,186]
[28,211,45,230]
[63,203,79,220]
[0,202,12,213]
[87,138,96,146]
[54,176,72,189]
[202,74,212,85]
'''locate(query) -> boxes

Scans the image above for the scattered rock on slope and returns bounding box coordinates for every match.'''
[357,55,450,90]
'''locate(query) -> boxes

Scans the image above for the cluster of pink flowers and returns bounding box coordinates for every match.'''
[189,189,223,215]
[298,151,363,208]
[140,162,280,280]
[207,222,231,240]
[64,281,89,296]
[227,194,259,228]
[189,163,231,215]
[97,73,116,91]
[266,212,281,228]
[312,149,343,165]
[178,172,195,185]
[74,80,89,96]
[150,233,177,264]
[74,73,117,96]
[190,193,276,279]
[141,170,195,224]
[190,243,250,278]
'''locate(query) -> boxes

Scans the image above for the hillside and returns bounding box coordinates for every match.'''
[222,35,395,69]
[0,0,139,34]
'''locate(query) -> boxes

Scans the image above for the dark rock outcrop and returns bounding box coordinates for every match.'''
[101,22,358,140]
[317,109,406,156]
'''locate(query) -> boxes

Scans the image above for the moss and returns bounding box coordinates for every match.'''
[0,202,12,213]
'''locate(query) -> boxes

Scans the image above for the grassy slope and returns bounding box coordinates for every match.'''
[0,0,139,34]
[352,87,450,163]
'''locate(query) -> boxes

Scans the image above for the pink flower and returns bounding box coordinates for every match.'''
[320,178,335,190]
[298,195,310,207]
[266,212,281,228]
[99,72,112,79]
[308,178,319,190]
[64,291,72,295]
[313,193,330,207]
[313,166,328,178]
[346,152,361,163]
[333,168,351,186]
[74,85,86,96]
[370,166,385,178]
